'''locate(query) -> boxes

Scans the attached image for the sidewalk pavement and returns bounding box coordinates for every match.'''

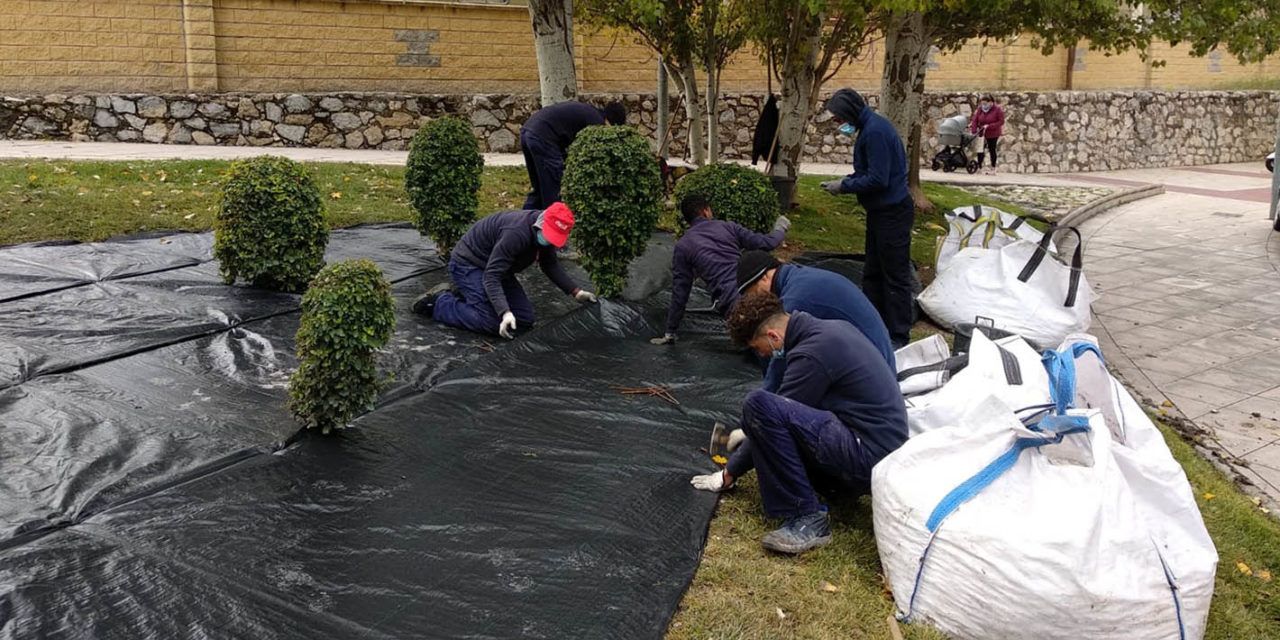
[1073,163,1280,508]
[0,140,1093,186]
[1,140,1276,502]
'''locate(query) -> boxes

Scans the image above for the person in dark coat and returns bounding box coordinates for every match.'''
[649,195,790,345]
[818,88,915,348]
[736,250,894,369]
[691,293,908,555]
[520,100,626,210]
[751,94,780,166]
[413,203,597,338]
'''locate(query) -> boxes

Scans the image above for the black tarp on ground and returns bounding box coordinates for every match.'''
[0,226,756,639]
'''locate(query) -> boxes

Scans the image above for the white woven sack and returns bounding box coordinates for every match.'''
[935,204,1050,272]
[918,225,1096,348]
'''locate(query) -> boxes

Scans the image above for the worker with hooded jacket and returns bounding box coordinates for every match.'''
[691,292,907,555]
[520,100,627,210]
[736,249,894,370]
[649,194,790,345]
[819,88,914,348]
[413,203,597,338]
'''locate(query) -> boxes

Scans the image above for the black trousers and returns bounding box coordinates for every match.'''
[976,137,999,167]
[520,130,565,210]
[863,197,916,348]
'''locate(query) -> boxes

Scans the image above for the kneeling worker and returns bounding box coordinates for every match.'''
[650,195,790,345]
[691,293,907,554]
[736,250,894,369]
[413,203,597,338]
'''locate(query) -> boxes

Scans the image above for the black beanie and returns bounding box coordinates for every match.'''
[826,88,866,124]
[737,250,781,294]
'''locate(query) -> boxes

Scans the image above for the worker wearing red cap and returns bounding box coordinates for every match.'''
[413,202,596,338]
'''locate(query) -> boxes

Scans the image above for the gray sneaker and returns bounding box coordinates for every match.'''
[761,511,832,555]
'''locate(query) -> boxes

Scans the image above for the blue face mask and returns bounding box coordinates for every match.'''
[536,230,551,247]
[838,123,857,136]
[769,336,785,360]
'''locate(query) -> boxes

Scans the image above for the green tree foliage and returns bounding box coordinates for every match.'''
[673,163,779,232]
[405,116,484,255]
[561,125,664,297]
[214,155,328,293]
[287,259,396,434]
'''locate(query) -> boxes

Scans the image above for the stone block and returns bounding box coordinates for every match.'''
[137,96,166,118]
[284,114,313,126]
[143,122,168,143]
[170,101,196,119]
[111,96,136,114]
[364,126,384,146]
[236,97,260,118]
[184,117,207,130]
[277,123,306,143]
[331,112,361,131]
[199,102,228,118]
[123,114,146,130]
[167,125,192,144]
[209,122,240,138]
[192,131,216,145]
[319,97,344,112]
[93,110,118,128]
[488,127,516,152]
[285,94,312,113]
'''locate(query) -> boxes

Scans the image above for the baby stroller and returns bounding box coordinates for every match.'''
[931,114,980,174]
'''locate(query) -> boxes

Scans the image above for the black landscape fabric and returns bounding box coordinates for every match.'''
[0,225,767,639]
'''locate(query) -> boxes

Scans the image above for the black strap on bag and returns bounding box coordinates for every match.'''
[896,343,1023,386]
[1015,223,1085,308]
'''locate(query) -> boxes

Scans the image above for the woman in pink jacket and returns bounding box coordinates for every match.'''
[969,94,1005,174]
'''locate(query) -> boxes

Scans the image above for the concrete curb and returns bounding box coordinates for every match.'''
[1058,183,1165,228]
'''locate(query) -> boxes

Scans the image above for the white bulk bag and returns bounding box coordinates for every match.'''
[935,205,1051,271]
[895,333,955,396]
[873,341,1217,640]
[918,224,1096,349]
[904,330,1049,437]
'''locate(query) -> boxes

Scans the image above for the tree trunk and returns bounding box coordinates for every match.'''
[676,56,707,166]
[705,65,720,163]
[528,0,577,106]
[657,62,671,156]
[879,11,934,212]
[771,18,823,181]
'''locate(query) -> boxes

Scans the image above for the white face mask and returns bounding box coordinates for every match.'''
[980,103,992,113]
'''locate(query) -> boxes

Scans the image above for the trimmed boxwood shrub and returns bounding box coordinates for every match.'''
[287,259,396,434]
[561,125,663,297]
[672,163,779,233]
[214,155,328,292]
[405,116,484,254]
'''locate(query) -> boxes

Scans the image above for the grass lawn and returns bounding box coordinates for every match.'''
[2,158,1274,638]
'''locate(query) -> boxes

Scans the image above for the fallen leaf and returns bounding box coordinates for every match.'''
[1161,400,1173,408]
[775,607,786,620]
[1203,493,1215,501]
[141,191,153,196]
[92,174,101,180]
[711,454,727,465]
[1259,569,1273,582]
[330,191,343,199]
[820,581,840,593]
[1252,497,1263,507]
[1238,561,1253,576]
[157,170,168,182]
[183,213,196,220]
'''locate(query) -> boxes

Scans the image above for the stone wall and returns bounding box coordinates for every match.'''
[1,90,1276,173]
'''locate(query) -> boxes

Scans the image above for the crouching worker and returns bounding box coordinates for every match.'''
[413,203,597,339]
[691,293,907,554]
[649,194,790,345]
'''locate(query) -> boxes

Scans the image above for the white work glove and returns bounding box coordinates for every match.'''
[498,311,517,339]
[574,289,598,304]
[691,470,732,493]
[772,215,791,234]
[650,333,677,346]
[820,180,842,195]
[726,428,746,452]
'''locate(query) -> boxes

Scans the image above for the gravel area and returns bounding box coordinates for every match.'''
[958,184,1119,218]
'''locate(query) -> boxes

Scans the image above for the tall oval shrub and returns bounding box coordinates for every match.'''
[561,125,663,297]
[214,155,328,292]
[287,259,396,434]
[672,163,778,233]
[405,116,484,254]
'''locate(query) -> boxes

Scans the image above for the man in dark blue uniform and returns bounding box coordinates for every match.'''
[735,250,894,368]
[691,293,907,555]
[520,100,627,210]
[819,88,915,348]
[650,195,790,345]
[413,203,596,338]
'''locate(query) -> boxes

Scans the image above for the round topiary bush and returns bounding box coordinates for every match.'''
[672,163,779,233]
[214,155,328,292]
[561,125,663,297]
[405,116,484,254]
[287,259,396,434]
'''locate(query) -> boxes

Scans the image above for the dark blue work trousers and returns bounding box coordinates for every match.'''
[863,197,916,348]
[737,390,873,519]
[520,131,565,210]
[432,257,536,336]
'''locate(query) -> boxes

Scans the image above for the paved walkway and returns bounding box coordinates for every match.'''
[0,140,1091,185]
[1074,162,1280,506]
[2,140,1276,501]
